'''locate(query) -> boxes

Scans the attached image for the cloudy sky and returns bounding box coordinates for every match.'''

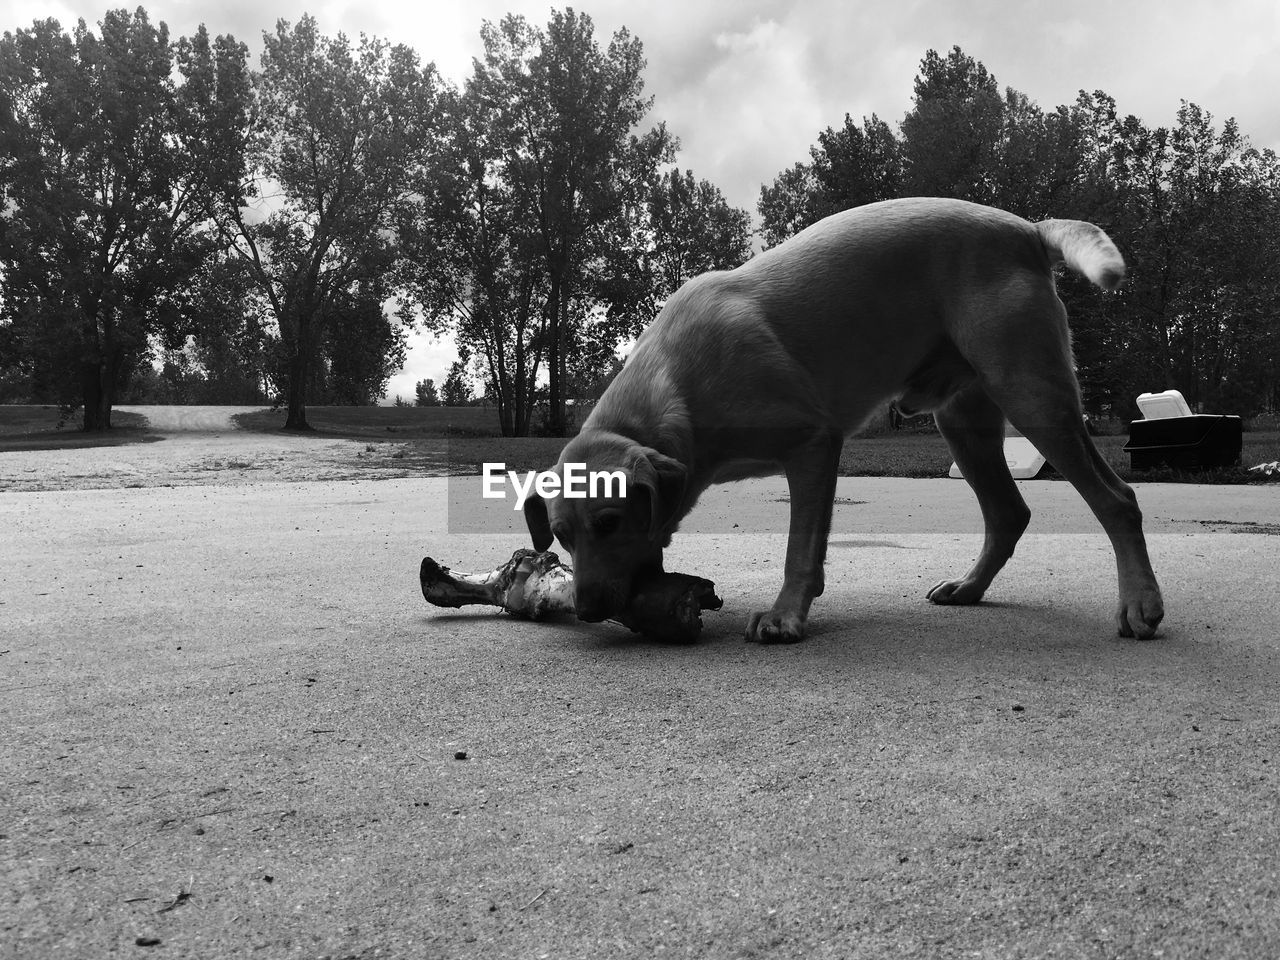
[9,0,1277,400]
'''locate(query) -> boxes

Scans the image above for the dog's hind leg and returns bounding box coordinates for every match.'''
[972,297,1164,639]
[1005,402,1163,638]
[928,384,1031,605]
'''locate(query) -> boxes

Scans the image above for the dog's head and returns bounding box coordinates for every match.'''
[523,432,688,622]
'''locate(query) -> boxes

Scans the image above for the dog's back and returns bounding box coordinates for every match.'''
[634,200,1027,429]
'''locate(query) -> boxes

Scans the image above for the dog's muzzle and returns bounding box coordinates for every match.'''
[573,583,625,622]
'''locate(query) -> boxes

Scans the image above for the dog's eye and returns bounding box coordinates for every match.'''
[591,512,622,537]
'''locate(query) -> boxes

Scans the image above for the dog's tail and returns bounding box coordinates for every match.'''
[1034,219,1125,291]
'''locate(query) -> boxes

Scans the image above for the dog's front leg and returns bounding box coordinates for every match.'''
[745,431,843,644]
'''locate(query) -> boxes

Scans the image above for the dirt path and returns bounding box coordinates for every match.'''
[0,407,440,491]
[114,404,269,432]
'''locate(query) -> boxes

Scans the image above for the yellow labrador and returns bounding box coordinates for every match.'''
[524,197,1164,643]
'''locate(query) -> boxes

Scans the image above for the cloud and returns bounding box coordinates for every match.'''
[655,16,827,213]
[35,0,1275,209]
[6,0,79,32]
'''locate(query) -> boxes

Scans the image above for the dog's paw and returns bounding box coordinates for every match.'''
[1116,586,1164,640]
[926,578,986,605]
[744,608,807,644]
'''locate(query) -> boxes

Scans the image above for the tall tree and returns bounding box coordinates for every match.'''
[757,48,1280,417]
[403,84,548,436]
[758,114,901,247]
[190,15,440,429]
[180,248,271,403]
[1109,103,1280,416]
[758,162,821,250]
[644,168,753,304]
[441,359,473,406]
[314,288,407,405]
[811,113,903,217]
[900,46,1004,202]
[415,378,439,406]
[0,10,218,429]
[469,9,674,435]
[595,167,752,338]
[408,10,737,436]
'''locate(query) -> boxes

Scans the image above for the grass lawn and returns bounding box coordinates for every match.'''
[234,405,569,475]
[8,402,1277,482]
[387,416,1278,484]
[838,431,1279,483]
[233,405,501,440]
[0,404,154,451]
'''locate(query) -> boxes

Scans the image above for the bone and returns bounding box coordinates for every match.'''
[419,548,722,642]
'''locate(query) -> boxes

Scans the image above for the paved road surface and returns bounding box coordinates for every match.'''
[4,471,1280,958]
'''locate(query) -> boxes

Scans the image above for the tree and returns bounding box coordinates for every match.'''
[594,167,752,337]
[758,115,902,247]
[415,378,439,406]
[467,9,674,435]
[178,248,271,403]
[992,92,1086,220]
[811,113,903,217]
[190,15,441,429]
[645,169,752,303]
[0,10,219,429]
[900,46,1004,203]
[441,359,473,406]
[314,288,407,405]
[758,162,821,249]
[756,47,1280,417]
[1101,103,1280,417]
[402,83,549,435]
[406,11,749,436]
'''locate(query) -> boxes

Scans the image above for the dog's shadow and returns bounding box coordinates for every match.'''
[623,596,1182,659]
[419,598,1190,675]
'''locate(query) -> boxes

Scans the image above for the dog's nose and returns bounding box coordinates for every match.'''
[573,587,615,622]
[574,599,610,622]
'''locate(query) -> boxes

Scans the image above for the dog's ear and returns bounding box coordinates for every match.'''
[523,493,553,551]
[630,449,688,543]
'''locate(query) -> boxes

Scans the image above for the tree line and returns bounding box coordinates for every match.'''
[759,47,1280,420]
[4,16,1276,434]
[0,7,752,433]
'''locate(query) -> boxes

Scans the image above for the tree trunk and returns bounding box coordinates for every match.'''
[555,304,568,436]
[549,270,575,437]
[283,311,312,431]
[495,377,513,436]
[512,335,527,437]
[522,392,537,437]
[80,358,113,432]
[546,274,562,437]
[79,305,115,432]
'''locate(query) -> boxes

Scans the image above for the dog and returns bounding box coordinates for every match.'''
[523,197,1165,643]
